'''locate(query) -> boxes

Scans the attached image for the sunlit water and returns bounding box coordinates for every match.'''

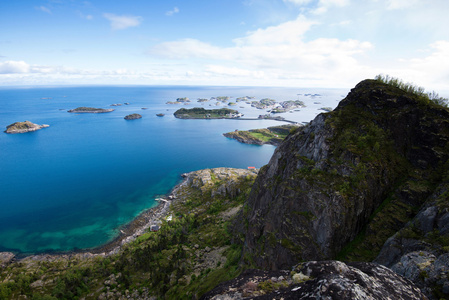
[0,85,347,254]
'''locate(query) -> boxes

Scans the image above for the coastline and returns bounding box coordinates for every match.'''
[1,175,188,263]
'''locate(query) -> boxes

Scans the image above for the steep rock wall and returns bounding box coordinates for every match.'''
[240,79,449,270]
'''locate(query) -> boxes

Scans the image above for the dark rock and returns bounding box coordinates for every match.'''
[374,192,449,299]
[239,79,449,270]
[68,107,114,113]
[124,113,142,120]
[202,261,426,299]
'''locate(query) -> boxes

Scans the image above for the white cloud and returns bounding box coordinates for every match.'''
[386,0,420,10]
[149,38,226,60]
[103,13,142,30]
[312,0,350,14]
[205,65,265,78]
[0,61,30,74]
[166,7,180,16]
[36,6,52,14]
[406,41,449,87]
[283,0,313,5]
[234,15,316,46]
[321,0,350,6]
[146,14,375,87]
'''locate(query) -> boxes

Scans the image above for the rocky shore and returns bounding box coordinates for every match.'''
[0,175,182,263]
[0,167,255,263]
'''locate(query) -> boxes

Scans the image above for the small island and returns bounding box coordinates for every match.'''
[223,124,299,146]
[124,113,142,120]
[174,107,242,119]
[156,113,165,117]
[4,121,49,134]
[68,107,114,113]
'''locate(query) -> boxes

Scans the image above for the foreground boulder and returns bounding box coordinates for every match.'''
[202,260,426,299]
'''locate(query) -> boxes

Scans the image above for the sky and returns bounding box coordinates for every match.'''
[1,0,449,91]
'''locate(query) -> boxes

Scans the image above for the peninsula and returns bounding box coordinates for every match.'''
[68,107,114,113]
[4,121,49,134]
[173,107,242,119]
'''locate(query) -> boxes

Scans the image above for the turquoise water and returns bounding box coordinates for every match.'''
[0,85,346,254]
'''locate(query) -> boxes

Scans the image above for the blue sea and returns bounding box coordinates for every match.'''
[0,85,347,254]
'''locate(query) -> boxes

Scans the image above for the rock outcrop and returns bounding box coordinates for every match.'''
[177,168,258,199]
[4,121,49,134]
[374,190,449,299]
[239,79,449,271]
[0,252,15,268]
[202,260,426,299]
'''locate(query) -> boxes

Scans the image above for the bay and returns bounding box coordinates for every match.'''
[0,85,346,254]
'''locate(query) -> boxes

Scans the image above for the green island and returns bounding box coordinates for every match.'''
[1,76,449,299]
[173,107,242,119]
[223,124,299,146]
[68,107,114,113]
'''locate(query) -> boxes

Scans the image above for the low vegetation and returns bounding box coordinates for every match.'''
[374,74,448,107]
[0,170,257,299]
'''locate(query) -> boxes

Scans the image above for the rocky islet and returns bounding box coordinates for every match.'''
[4,121,49,134]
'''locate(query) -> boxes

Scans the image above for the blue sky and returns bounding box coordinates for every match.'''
[1,0,449,91]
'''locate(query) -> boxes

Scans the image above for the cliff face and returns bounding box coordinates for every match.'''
[240,79,449,270]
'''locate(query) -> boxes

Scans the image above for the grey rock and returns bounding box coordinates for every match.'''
[239,79,449,273]
[0,252,15,267]
[415,206,438,233]
[375,198,449,299]
[202,260,426,299]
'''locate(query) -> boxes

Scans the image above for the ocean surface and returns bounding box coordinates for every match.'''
[0,85,347,254]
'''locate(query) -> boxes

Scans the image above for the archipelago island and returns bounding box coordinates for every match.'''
[68,107,115,113]
[4,121,49,134]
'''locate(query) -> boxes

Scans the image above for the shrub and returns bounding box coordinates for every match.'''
[374,74,448,108]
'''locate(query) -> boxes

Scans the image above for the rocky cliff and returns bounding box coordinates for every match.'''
[239,79,449,274]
